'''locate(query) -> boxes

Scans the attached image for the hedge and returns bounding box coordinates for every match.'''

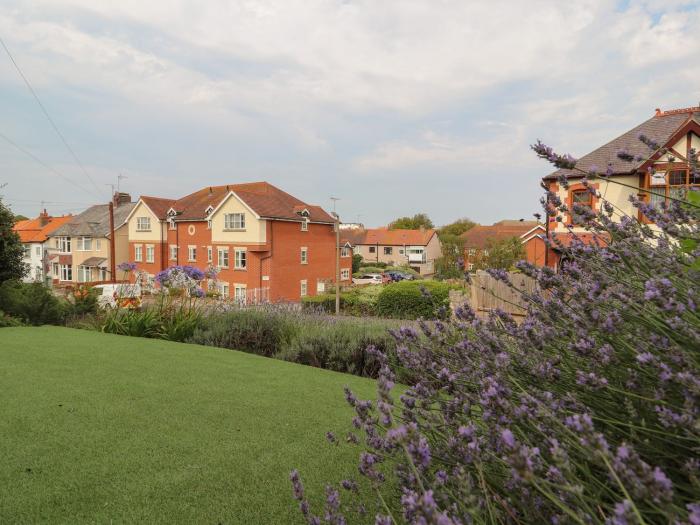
[374,280,450,319]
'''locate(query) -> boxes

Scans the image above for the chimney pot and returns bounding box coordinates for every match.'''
[655,108,662,116]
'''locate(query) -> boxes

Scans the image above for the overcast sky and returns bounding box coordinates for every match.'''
[1,0,699,227]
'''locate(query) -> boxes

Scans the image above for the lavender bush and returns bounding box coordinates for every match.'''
[292,140,699,524]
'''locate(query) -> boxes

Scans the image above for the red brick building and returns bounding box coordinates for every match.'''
[125,182,352,302]
[460,220,544,271]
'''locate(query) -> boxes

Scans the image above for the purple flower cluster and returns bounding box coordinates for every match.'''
[117,261,137,272]
[292,137,700,524]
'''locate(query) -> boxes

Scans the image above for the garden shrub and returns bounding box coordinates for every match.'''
[374,280,450,319]
[101,308,162,338]
[188,308,297,357]
[0,280,66,325]
[292,140,700,524]
[0,309,23,327]
[360,261,387,269]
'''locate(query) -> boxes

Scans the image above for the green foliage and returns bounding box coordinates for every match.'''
[388,213,434,230]
[359,261,388,269]
[101,308,162,338]
[476,236,525,270]
[0,280,66,325]
[351,253,363,273]
[375,280,450,319]
[434,232,465,280]
[0,198,27,283]
[0,310,24,327]
[160,309,202,342]
[438,217,476,237]
[66,285,99,316]
[12,214,29,223]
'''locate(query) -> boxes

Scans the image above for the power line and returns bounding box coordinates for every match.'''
[0,130,97,198]
[0,35,105,199]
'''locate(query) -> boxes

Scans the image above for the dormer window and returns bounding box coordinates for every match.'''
[167,208,177,217]
[205,205,214,216]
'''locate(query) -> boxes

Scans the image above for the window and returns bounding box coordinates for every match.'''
[136,217,151,231]
[169,218,176,230]
[341,247,351,257]
[207,246,213,263]
[571,189,593,223]
[59,264,72,281]
[300,279,308,297]
[95,239,101,250]
[52,263,59,277]
[235,249,247,269]
[384,247,393,255]
[483,249,489,257]
[224,213,245,230]
[77,265,91,283]
[188,246,197,262]
[77,237,93,251]
[341,268,350,280]
[98,268,107,281]
[169,245,178,261]
[134,245,143,262]
[22,245,30,258]
[353,246,361,255]
[35,246,42,256]
[468,263,474,271]
[207,219,212,229]
[468,248,476,256]
[399,249,404,255]
[649,169,699,208]
[300,247,308,264]
[219,281,230,298]
[369,246,376,253]
[146,245,155,263]
[301,219,308,231]
[234,284,247,305]
[56,237,71,253]
[218,247,229,268]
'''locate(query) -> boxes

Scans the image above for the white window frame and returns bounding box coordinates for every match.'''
[77,265,91,283]
[300,247,308,265]
[341,247,351,257]
[219,281,230,298]
[301,219,308,231]
[134,244,143,262]
[22,245,31,258]
[95,239,101,250]
[224,213,245,230]
[146,245,155,263]
[341,268,350,280]
[56,236,71,253]
[234,248,247,270]
[59,264,72,281]
[77,237,93,251]
[234,284,247,305]
[218,247,229,269]
[169,218,176,230]
[207,246,213,263]
[35,246,42,256]
[300,279,308,297]
[188,245,197,262]
[136,217,151,231]
[169,245,178,261]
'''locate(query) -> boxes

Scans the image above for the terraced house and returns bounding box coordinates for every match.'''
[125,182,352,302]
[527,105,700,268]
[46,193,135,284]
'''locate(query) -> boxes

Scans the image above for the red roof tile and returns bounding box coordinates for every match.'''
[140,196,177,220]
[14,214,73,243]
[343,227,436,246]
[460,220,540,249]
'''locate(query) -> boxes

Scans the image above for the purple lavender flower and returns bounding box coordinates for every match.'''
[117,261,137,272]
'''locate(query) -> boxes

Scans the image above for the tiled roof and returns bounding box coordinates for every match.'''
[460,220,540,249]
[546,107,700,180]
[343,227,437,247]
[14,214,73,243]
[48,202,136,238]
[141,196,177,220]
[151,182,335,223]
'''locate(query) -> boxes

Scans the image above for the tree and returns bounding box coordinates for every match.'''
[476,236,524,271]
[351,253,363,273]
[13,214,29,223]
[433,233,464,280]
[0,198,27,283]
[438,217,476,238]
[388,213,434,230]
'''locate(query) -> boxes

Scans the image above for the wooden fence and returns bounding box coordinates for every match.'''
[451,271,537,319]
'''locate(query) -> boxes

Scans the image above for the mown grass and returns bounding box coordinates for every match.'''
[0,327,377,524]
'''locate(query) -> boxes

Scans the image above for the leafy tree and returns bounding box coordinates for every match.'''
[433,233,464,280]
[438,217,476,237]
[388,213,434,230]
[13,214,29,223]
[476,236,525,271]
[0,198,27,283]
[351,253,363,273]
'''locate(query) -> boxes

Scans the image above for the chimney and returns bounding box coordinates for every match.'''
[39,209,49,227]
[655,108,662,116]
[112,192,132,207]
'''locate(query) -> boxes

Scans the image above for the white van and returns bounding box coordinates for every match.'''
[93,283,142,308]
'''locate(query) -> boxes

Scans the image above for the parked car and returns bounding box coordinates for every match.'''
[384,271,405,282]
[93,283,142,308]
[352,273,383,285]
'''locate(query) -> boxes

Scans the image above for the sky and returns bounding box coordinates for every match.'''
[1,0,699,227]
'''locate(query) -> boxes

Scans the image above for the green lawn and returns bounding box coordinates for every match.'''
[0,327,376,524]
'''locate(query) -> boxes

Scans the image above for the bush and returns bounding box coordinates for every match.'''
[0,280,66,325]
[66,285,99,317]
[293,141,700,524]
[359,261,387,269]
[188,308,297,357]
[0,309,23,327]
[375,280,450,319]
[101,308,162,338]
[352,253,363,273]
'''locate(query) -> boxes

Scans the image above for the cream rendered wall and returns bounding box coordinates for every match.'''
[551,174,639,233]
[424,234,442,262]
[210,193,267,244]
[128,201,164,242]
[114,224,130,269]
